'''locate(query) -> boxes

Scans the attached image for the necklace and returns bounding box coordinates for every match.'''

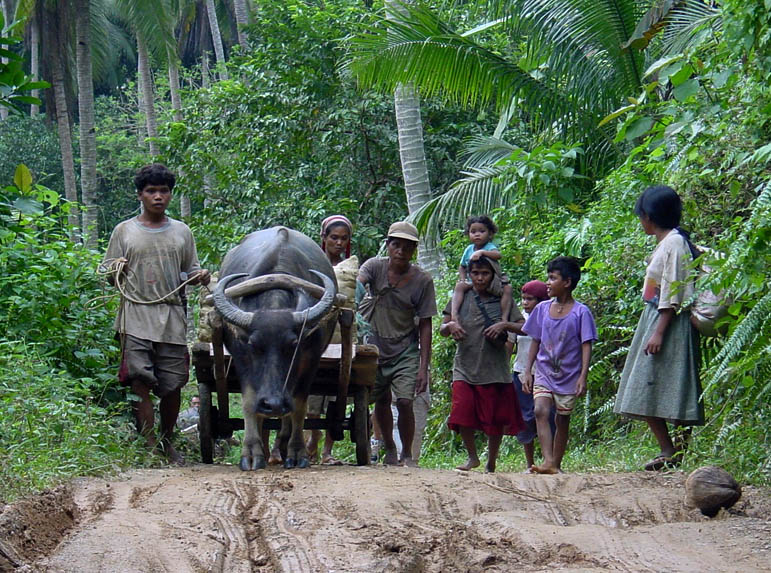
[556,303,565,314]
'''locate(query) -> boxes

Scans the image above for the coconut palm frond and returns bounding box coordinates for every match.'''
[460,135,520,169]
[113,0,177,63]
[411,164,519,246]
[510,0,648,114]
[660,1,721,55]
[344,3,577,130]
[91,2,135,89]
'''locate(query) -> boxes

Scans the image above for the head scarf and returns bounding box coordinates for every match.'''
[320,215,353,258]
[521,280,548,301]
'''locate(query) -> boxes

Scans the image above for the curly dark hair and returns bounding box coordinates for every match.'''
[134,163,176,192]
[464,215,497,235]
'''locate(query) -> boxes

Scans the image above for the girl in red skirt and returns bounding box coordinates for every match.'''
[440,256,526,472]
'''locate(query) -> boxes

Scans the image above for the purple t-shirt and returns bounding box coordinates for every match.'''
[522,300,598,395]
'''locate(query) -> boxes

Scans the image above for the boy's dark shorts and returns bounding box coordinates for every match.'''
[118,335,189,398]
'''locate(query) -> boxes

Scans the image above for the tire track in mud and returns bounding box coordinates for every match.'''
[243,473,323,572]
[201,478,253,572]
[16,466,771,573]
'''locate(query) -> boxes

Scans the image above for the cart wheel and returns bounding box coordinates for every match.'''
[352,387,371,466]
[198,383,214,464]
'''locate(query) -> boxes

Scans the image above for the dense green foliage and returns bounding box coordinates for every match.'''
[418,9,771,483]
[0,167,153,501]
[0,13,46,114]
[162,0,491,264]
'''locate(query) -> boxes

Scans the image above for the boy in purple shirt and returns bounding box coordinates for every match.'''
[522,256,597,474]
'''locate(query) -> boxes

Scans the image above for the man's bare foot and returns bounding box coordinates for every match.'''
[402,457,418,468]
[143,434,158,450]
[268,447,283,465]
[161,440,185,466]
[530,463,559,475]
[306,442,319,464]
[456,458,480,471]
[383,448,399,465]
[321,453,343,466]
[485,460,495,473]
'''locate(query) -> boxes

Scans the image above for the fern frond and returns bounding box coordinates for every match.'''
[705,290,771,392]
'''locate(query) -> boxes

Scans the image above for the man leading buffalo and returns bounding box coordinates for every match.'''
[358,221,437,467]
[101,164,210,465]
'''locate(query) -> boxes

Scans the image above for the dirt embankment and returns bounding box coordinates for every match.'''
[2,465,770,572]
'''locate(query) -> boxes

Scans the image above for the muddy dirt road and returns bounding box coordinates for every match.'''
[2,464,769,572]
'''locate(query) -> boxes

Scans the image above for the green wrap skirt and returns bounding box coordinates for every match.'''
[614,303,704,425]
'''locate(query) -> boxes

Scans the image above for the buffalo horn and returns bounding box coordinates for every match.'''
[212,273,348,307]
[213,273,255,329]
[293,270,336,326]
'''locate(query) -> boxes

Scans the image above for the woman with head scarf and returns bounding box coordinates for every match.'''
[307,215,354,464]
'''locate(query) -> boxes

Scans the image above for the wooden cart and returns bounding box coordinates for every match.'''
[191,308,378,466]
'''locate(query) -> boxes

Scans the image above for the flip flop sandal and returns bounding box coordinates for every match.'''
[321,455,343,465]
[644,453,681,471]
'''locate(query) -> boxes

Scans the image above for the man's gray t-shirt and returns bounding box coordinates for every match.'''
[359,257,437,362]
[102,217,201,345]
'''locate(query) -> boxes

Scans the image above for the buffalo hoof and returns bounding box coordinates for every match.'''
[240,456,266,471]
[284,458,296,469]
[297,458,310,469]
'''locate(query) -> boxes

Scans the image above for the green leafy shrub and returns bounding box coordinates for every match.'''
[0,341,146,502]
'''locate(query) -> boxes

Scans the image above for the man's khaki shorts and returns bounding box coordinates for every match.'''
[533,384,576,416]
[119,334,189,398]
[371,343,420,403]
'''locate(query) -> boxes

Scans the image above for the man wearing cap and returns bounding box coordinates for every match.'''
[358,221,437,467]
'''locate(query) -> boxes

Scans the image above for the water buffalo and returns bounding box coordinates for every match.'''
[213,227,339,470]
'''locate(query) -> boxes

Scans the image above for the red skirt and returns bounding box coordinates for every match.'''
[448,380,525,436]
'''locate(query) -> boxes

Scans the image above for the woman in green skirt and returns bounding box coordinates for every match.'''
[614,185,704,471]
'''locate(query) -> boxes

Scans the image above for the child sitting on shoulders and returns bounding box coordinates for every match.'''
[450,216,513,331]
[522,257,597,475]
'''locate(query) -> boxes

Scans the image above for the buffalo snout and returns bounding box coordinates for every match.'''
[256,394,293,416]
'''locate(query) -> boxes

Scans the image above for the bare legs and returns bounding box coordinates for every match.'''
[645,416,676,457]
[531,396,568,474]
[130,380,183,464]
[523,441,535,469]
[374,393,416,466]
[457,427,481,470]
[456,427,502,473]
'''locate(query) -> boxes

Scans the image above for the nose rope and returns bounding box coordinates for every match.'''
[282,308,309,395]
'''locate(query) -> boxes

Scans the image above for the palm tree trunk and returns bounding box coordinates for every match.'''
[205,0,228,80]
[386,0,440,275]
[168,51,191,218]
[29,13,39,116]
[49,35,79,235]
[393,83,441,275]
[137,32,159,157]
[0,0,9,121]
[201,52,213,207]
[136,56,146,148]
[233,0,248,48]
[76,0,98,247]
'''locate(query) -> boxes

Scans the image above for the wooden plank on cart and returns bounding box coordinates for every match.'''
[331,309,354,441]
